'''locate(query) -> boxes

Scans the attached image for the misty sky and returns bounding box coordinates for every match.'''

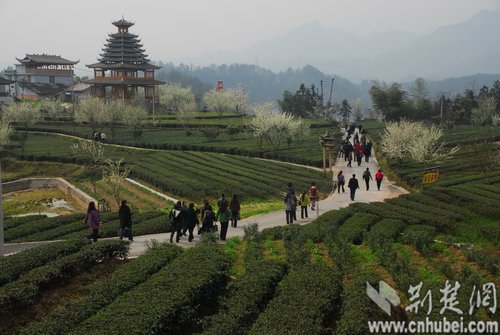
[1,0,499,75]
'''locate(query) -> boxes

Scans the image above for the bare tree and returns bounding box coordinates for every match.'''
[70,140,105,193]
[101,158,132,207]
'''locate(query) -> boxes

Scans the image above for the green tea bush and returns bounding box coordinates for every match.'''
[0,240,127,311]
[248,264,341,335]
[21,243,182,335]
[203,260,288,335]
[0,239,87,286]
[338,213,380,245]
[70,244,230,335]
[400,225,437,254]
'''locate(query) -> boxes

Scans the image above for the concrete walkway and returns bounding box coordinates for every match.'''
[126,140,408,257]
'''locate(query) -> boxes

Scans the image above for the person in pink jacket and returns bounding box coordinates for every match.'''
[85,201,102,242]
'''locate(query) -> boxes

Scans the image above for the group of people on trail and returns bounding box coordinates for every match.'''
[169,193,241,243]
[339,125,373,168]
[84,193,242,244]
[341,168,384,201]
[283,182,318,225]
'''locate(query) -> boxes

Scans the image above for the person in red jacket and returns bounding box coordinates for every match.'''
[375,169,384,191]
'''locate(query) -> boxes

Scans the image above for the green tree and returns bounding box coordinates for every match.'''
[369,81,409,120]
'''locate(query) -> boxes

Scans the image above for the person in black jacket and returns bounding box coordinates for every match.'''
[119,200,133,241]
[169,201,184,243]
[348,174,360,201]
[185,203,199,242]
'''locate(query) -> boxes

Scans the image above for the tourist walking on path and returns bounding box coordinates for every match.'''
[217,193,227,209]
[364,141,372,162]
[185,203,199,242]
[300,190,309,219]
[200,202,216,233]
[169,201,183,243]
[85,201,101,243]
[348,174,360,201]
[229,194,240,227]
[362,168,373,191]
[309,181,318,210]
[284,191,297,224]
[347,151,353,167]
[375,169,384,191]
[337,171,345,193]
[119,200,133,241]
[216,201,232,241]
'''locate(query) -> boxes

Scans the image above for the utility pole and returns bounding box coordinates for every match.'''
[328,78,335,106]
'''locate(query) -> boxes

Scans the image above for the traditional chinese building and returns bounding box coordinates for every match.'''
[4,54,78,99]
[85,18,163,103]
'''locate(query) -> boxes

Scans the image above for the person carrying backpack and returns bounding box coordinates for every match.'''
[309,182,318,210]
[337,171,345,193]
[300,190,309,219]
[362,168,373,191]
[229,194,241,227]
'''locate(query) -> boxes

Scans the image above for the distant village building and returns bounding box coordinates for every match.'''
[3,54,78,100]
[64,83,91,102]
[0,76,14,105]
[85,18,163,104]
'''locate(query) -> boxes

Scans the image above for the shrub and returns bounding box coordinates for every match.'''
[0,240,128,311]
[400,225,437,254]
[338,213,380,245]
[69,244,231,335]
[203,260,288,335]
[0,239,87,286]
[20,243,182,335]
[365,219,405,251]
[248,264,341,335]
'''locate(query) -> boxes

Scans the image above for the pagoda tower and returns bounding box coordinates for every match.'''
[86,18,163,102]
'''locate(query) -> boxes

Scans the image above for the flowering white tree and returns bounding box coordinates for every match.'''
[4,102,41,133]
[40,99,64,121]
[122,104,148,142]
[381,119,458,164]
[203,89,233,119]
[0,119,12,145]
[74,98,106,133]
[408,125,459,164]
[102,100,124,139]
[229,85,249,115]
[249,103,308,151]
[380,119,424,162]
[471,96,497,126]
[159,83,196,114]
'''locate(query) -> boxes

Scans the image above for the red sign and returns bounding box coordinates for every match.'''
[217,80,223,92]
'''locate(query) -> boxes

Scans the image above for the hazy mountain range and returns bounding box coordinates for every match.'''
[188,9,500,83]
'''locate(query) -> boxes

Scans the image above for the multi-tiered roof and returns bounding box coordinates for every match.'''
[86,18,163,99]
[87,18,159,72]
